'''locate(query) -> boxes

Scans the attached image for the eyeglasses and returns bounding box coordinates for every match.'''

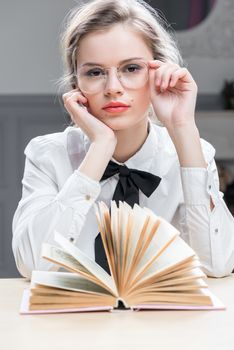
[76,59,149,94]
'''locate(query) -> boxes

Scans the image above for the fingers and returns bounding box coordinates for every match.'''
[62,88,88,105]
[62,88,90,125]
[169,68,196,89]
[148,60,195,93]
[157,65,180,92]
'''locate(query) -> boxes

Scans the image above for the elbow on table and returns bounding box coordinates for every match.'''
[203,263,233,278]
[12,233,41,280]
[12,236,60,280]
[12,243,34,280]
[16,262,33,280]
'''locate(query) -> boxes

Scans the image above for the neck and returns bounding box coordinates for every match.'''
[112,117,150,163]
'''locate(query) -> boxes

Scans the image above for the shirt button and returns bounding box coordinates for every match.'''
[208,185,211,190]
[69,237,75,242]
[85,194,91,201]
[214,228,219,234]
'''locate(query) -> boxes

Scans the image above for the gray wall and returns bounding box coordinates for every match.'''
[0,0,78,94]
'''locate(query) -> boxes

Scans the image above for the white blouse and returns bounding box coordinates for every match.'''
[12,119,234,278]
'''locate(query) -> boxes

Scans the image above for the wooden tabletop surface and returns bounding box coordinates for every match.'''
[0,276,234,350]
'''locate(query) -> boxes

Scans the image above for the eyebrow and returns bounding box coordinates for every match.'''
[79,57,145,68]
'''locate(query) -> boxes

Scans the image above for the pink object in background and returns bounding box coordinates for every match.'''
[188,0,217,29]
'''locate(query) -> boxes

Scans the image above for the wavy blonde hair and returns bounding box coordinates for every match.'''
[56,0,184,121]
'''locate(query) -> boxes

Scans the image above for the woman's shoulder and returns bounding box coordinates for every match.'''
[24,126,85,159]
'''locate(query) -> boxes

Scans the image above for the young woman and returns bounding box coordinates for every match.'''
[12,0,234,279]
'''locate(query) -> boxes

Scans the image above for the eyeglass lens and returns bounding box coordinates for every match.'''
[77,60,148,93]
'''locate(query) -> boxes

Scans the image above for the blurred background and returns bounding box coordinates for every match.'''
[0,0,234,277]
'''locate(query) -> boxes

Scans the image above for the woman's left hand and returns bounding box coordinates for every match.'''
[148,60,198,129]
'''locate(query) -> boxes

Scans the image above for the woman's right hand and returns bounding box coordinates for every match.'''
[63,88,117,181]
[62,88,117,145]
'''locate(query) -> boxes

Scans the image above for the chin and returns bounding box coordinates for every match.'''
[102,115,137,131]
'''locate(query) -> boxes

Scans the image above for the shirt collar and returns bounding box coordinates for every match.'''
[67,118,163,173]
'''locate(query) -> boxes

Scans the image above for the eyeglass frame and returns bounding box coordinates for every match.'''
[75,59,150,94]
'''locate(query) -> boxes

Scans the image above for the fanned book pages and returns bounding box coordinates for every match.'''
[20,201,225,314]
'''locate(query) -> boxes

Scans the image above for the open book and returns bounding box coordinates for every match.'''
[20,201,225,314]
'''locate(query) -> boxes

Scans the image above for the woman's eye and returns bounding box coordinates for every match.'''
[86,68,104,77]
[124,64,141,73]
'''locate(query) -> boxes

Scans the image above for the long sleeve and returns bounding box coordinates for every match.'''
[12,137,101,279]
[172,140,234,278]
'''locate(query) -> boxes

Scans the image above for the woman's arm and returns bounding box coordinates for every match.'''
[171,151,234,278]
[12,136,115,279]
[167,120,234,277]
[12,141,99,278]
[12,88,118,279]
[148,60,234,277]
[167,123,214,210]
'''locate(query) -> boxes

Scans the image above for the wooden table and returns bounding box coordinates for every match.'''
[0,276,234,350]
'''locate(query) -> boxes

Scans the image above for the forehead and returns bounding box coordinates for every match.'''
[77,23,153,66]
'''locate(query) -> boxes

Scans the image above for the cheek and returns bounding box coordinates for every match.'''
[132,86,151,112]
[84,96,102,117]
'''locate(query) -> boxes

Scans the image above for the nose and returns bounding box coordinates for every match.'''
[103,68,124,96]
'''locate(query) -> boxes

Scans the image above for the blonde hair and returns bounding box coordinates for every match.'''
[56,0,184,121]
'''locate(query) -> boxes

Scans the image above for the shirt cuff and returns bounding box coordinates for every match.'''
[56,170,101,213]
[180,164,218,206]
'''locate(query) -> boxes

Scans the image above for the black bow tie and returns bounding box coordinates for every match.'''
[95,160,161,274]
[101,160,161,207]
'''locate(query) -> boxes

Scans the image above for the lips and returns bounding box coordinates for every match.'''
[102,101,130,109]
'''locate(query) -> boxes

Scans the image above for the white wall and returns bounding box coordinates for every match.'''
[0,0,233,94]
